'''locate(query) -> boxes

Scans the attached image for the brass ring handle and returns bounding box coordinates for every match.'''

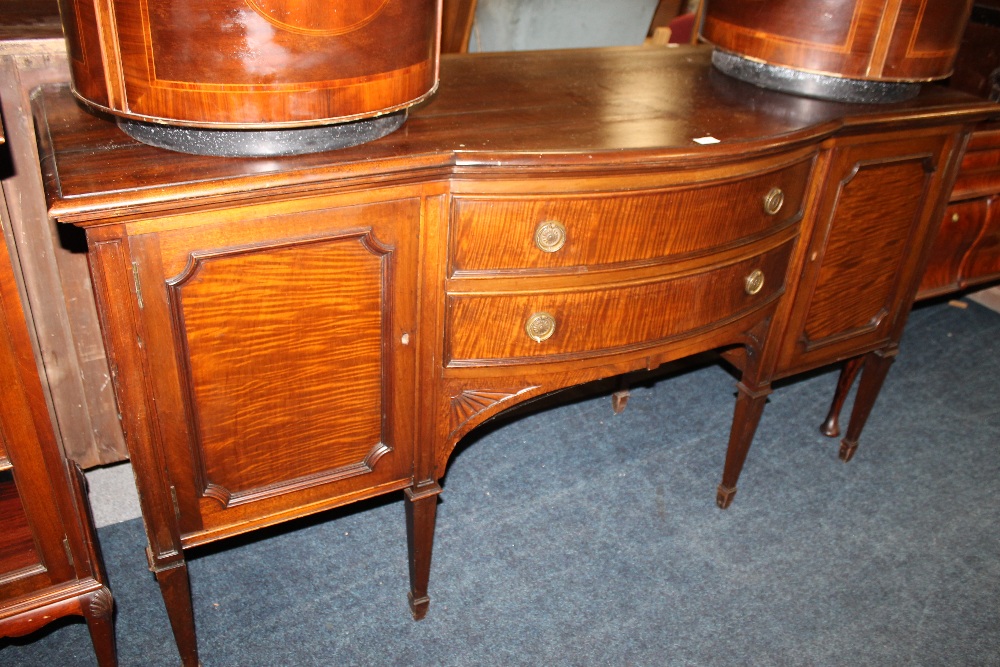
[525,312,557,343]
[763,187,785,216]
[534,221,567,253]
[744,269,765,296]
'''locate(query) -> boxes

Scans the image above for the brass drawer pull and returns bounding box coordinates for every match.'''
[534,221,567,253]
[744,269,765,296]
[525,312,557,342]
[763,187,785,216]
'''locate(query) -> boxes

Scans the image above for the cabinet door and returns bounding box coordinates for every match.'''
[777,131,956,375]
[100,196,419,544]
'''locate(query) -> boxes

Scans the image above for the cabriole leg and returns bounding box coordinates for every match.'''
[82,586,118,667]
[820,356,865,437]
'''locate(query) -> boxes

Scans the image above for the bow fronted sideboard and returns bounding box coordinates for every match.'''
[33,46,998,666]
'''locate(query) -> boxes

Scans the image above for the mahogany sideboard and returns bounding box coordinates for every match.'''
[1,118,117,664]
[33,46,997,665]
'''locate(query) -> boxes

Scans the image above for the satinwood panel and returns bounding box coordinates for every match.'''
[801,158,931,344]
[171,233,390,505]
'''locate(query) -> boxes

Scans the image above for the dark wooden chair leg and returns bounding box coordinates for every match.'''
[839,347,897,462]
[717,379,772,509]
[155,560,200,667]
[820,356,865,437]
[83,586,118,667]
[405,481,442,620]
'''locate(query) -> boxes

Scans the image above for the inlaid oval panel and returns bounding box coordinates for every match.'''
[246,0,392,35]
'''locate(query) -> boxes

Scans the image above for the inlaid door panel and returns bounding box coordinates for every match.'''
[778,132,952,375]
[127,197,419,540]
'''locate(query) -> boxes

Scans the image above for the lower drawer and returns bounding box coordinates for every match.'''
[445,240,794,366]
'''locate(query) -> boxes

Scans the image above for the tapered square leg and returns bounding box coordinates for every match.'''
[155,561,200,667]
[718,380,771,509]
[405,482,442,620]
[839,348,897,462]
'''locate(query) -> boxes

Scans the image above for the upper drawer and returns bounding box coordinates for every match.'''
[449,157,811,276]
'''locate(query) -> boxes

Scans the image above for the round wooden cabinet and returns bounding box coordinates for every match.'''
[56,0,440,155]
[701,0,975,102]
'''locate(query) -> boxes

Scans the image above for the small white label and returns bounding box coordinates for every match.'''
[693,136,721,145]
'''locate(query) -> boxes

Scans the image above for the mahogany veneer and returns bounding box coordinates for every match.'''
[702,0,973,82]
[34,46,997,665]
[57,0,441,127]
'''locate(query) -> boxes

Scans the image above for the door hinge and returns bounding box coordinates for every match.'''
[131,261,144,309]
[62,537,74,567]
[170,485,181,521]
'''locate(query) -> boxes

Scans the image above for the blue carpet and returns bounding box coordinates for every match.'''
[3,300,999,666]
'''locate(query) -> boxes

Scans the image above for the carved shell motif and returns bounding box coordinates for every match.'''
[450,387,539,436]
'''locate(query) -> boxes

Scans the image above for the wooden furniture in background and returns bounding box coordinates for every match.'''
[0,2,127,468]
[647,0,685,43]
[1,125,117,666]
[35,47,995,665]
[647,0,701,46]
[919,126,1000,299]
[442,0,478,53]
[919,2,1000,300]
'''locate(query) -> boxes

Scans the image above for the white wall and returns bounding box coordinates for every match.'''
[468,0,661,52]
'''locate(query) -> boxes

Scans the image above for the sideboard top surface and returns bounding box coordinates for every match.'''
[35,45,998,223]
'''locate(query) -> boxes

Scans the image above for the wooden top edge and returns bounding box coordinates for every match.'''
[33,46,1000,225]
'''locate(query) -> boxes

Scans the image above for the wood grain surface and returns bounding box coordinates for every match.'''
[702,0,974,81]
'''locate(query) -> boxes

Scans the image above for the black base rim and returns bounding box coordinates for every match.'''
[711,50,922,104]
[117,111,408,157]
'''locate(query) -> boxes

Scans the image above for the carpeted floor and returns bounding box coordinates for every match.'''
[2,299,998,666]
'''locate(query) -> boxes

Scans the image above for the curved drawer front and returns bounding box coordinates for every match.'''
[445,240,794,367]
[449,158,810,276]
